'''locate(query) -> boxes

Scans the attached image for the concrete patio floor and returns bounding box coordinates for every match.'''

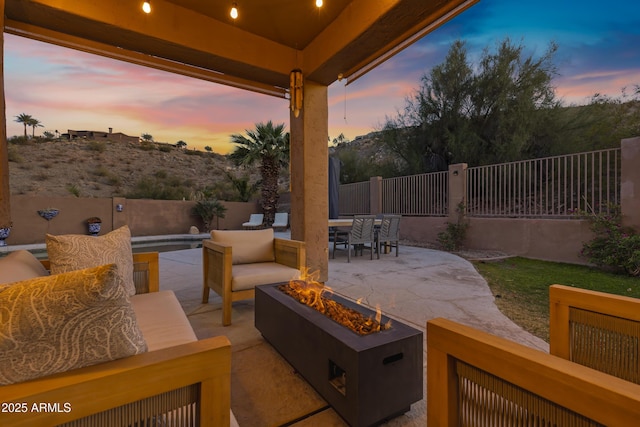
[157,234,548,425]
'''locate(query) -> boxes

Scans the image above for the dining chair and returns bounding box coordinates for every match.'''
[347,215,376,262]
[376,215,401,258]
[330,226,350,259]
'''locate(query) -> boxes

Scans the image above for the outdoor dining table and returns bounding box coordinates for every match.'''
[328,218,382,228]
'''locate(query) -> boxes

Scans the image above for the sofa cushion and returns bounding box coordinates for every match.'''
[231,262,301,292]
[0,264,147,385]
[0,250,49,284]
[130,290,197,351]
[211,229,275,265]
[46,225,135,296]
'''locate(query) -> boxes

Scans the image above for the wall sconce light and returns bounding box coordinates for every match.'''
[290,69,303,118]
[316,0,323,7]
[452,170,459,176]
[230,2,238,19]
[142,1,151,13]
[116,204,124,212]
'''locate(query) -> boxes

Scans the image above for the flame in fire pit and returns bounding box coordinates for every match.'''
[278,270,391,335]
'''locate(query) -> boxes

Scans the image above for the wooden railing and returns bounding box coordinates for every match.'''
[427,317,640,426]
[549,284,640,384]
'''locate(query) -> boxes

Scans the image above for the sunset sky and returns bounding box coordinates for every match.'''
[4,0,639,154]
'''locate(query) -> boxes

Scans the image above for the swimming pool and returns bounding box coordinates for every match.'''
[0,234,209,259]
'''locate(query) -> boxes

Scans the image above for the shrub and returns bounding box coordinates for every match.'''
[192,199,227,231]
[87,140,106,152]
[7,146,24,163]
[437,202,468,251]
[580,205,640,276]
[66,184,80,197]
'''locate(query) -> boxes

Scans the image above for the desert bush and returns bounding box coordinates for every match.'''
[106,175,121,186]
[158,145,172,153]
[87,140,106,152]
[126,175,192,200]
[66,184,80,197]
[580,204,640,276]
[437,203,468,251]
[139,141,155,151]
[7,146,24,163]
[32,172,49,181]
[184,149,203,156]
[93,166,109,177]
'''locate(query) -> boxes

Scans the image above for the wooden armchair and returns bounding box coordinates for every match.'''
[427,317,640,426]
[549,284,640,384]
[202,228,305,326]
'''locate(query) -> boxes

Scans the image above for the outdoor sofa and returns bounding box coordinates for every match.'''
[0,226,234,427]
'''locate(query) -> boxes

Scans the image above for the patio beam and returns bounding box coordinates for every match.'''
[5,0,300,89]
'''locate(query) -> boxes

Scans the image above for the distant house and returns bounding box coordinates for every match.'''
[63,128,139,144]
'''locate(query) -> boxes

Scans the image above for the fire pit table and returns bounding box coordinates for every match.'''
[255,282,423,427]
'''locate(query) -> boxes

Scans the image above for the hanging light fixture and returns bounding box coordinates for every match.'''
[316,0,323,7]
[142,0,151,13]
[230,2,238,19]
[290,69,303,118]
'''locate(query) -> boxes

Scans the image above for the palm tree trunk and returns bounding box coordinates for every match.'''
[260,156,280,226]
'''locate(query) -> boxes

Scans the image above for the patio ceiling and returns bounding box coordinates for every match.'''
[4,0,478,97]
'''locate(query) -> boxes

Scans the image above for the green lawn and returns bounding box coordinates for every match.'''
[472,257,640,342]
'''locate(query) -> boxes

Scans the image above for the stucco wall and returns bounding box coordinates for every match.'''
[7,195,258,245]
[400,215,593,264]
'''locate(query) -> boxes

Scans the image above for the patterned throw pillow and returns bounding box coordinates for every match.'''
[0,264,147,385]
[46,225,135,296]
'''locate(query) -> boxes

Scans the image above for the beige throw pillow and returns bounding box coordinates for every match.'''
[0,264,147,385]
[46,225,135,296]
[0,250,49,284]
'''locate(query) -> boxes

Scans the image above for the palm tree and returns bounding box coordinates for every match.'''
[27,118,43,138]
[14,113,33,138]
[192,199,227,231]
[229,121,290,226]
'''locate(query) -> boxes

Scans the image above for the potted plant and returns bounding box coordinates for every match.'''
[192,200,227,232]
[37,207,60,221]
[0,222,11,247]
[86,217,102,236]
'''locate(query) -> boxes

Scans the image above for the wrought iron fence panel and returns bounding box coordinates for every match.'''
[382,171,448,216]
[339,181,370,215]
[467,148,621,218]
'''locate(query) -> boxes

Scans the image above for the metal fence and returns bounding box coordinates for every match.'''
[338,181,370,215]
[466,148,621,218]
[382,172,448,216]
[338,148,622,219]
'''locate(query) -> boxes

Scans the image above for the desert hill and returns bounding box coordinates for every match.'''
[8,139,238,199]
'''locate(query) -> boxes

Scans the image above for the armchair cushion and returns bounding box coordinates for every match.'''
[231,262,301,291]
[46,225,136,296]
[0,264,147,385]
[0,250,49,284]
[211,229,275,265]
